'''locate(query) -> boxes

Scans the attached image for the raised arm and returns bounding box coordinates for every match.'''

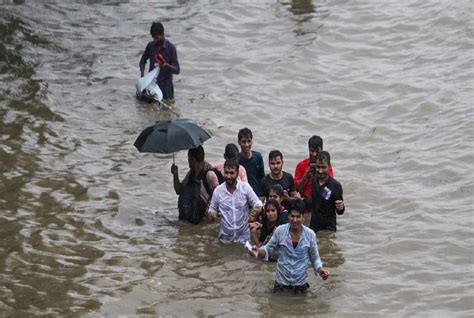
[171,164,189,194]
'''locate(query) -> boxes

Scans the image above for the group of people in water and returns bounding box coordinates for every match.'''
[170,128,345,294]
[139,21,345,294]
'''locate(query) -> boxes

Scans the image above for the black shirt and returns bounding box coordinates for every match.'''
[309,176,344,232]
[259,171,295,198]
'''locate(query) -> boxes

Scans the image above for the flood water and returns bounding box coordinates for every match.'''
[0,0,473,317]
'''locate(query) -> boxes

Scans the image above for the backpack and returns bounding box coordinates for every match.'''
[177,168,224,224]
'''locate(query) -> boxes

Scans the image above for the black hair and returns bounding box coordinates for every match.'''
[262,198,281,226]
[238,127,253,141]
[315,150,331,165]
[150,21,164,37]
[308,135,323,150]
[288,199,305,215]
[188,145,205,162]
[224,143,239,159]
[268,149,283,161]
[269,184,284,197]
[224,158,239,172]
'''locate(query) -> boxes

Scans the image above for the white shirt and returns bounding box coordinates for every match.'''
[209,181,262,243]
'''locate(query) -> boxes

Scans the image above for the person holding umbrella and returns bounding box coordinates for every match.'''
[171,146,219,219]
[134,118,218,224]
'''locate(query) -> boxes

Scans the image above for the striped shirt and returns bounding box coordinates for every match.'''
[209,181,262,244]
[262,224,323,286]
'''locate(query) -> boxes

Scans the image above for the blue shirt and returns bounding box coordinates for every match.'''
[262,224,323,286]
[238,150,265,195]
[139,39,180,91]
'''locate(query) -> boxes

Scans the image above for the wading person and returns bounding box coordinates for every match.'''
[309,151,345,233]
[171,146,219,224]
[252,200,330,293]
[259,150,299,204]
[237,128,265,196]
[208,159,262,243]
[214,143,248,182]
[294,135,334,200]
[139,21,180,101]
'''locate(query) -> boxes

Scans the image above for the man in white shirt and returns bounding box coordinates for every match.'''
[208,159,262,243]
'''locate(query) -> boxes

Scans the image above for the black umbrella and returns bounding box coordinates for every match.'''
[134,118,211,160]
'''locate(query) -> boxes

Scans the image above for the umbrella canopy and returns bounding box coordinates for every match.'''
[134,118,211,154]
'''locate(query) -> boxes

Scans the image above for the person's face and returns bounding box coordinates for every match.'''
[316,160,329,180]
[152,33,164,45]
[265,204,278,223]
[269,156,283,176]
[289,211,304,230]
[309,147,321,161]
[224,166,238,186]
[268,190,282,203]
[238,137,252,154]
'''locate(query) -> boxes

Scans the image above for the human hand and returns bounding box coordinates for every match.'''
[207,212,217,221]
[171,164,178,175]
[318,268,330,280]
[249,222,262,231]
[335,200,344,211]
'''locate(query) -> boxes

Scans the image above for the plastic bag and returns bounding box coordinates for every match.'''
[135,67,163,103]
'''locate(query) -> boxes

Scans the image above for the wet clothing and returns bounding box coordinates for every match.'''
[294,158,334,199]
[238,151,265,195]
[259,171,295,198]
[139,39,180,99]
[273,282,309,294]
[309,176,344,232]
[184,169,218,205]
[208,180,262,244]
[262,224,323,287]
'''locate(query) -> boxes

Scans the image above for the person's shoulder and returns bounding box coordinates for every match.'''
[252,150,263,159]
[275,223,289,234]
[328,176,343,188]
[146,40,157,48]
[283,171,294,179]
[296,157,310,166]
[238,180,252,190]
[164,38,176,47]
[213,182,227,193]
[303,225,316,238]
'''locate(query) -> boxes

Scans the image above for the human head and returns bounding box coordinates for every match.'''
[238,128,253,141]
[315,151,331,181]
[223,159,239,186]
[150,21,165,43]
[238,128,253,155]
[269,184,284,203]
[264,198,280,223]
[308,135,323,161]
[188,145,205,169]
[268,150,283,177]
[288,199,305,230]
[224,143,239,160]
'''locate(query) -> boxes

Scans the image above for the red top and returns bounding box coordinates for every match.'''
[294,158,334,199]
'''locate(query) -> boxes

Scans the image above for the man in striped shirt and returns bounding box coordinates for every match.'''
[208,159,262,244]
